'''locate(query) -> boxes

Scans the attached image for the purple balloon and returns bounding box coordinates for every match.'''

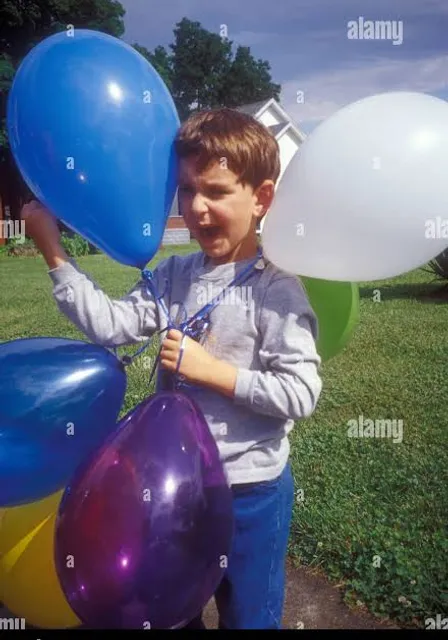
[54,391,234,629]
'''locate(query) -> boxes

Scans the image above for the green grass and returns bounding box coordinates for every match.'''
[288,269,448,628]
[0,245,447,628]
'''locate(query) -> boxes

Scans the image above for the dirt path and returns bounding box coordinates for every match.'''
[202,556,401,630]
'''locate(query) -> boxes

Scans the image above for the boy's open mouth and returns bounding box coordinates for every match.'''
[197,226,221,241]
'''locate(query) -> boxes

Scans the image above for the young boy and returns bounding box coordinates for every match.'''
[21,107,322,630]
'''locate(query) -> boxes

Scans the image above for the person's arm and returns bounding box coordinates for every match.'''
[202,359,238,398]
[21,199,70,268]
[21,200,162,347]
[49,260,162,347]
[159,276,322,419]
[231,275,323,421]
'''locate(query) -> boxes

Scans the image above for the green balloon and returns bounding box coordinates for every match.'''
[301,277,359,362]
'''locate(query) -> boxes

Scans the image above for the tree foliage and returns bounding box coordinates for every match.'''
[138,18,281,121]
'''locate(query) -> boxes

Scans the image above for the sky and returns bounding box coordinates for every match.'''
[119,0,448,135]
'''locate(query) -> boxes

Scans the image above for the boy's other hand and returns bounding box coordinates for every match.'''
[160,328,215,385]
[21,200,69,269]
[21,200,61,248]
[160,328,238,398]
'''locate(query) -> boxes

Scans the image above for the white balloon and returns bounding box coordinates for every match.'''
[262,92,448,282]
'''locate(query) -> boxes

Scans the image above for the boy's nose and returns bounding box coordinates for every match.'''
[190,192,210,215]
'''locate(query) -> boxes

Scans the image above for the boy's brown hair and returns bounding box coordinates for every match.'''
[174,107,281,190]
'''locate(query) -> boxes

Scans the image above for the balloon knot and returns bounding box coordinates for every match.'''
[141,269,152,282]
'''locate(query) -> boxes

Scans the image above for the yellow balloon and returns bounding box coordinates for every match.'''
[0,491,59,557]
[0,508,5,560]
[0,490,81,629]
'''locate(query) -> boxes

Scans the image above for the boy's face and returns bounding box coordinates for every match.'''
[178,156,275,265]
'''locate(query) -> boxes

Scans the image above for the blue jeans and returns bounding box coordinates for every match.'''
[183,461,295,629]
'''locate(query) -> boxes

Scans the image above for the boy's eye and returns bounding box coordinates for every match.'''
[178,186,228,197]
[208,188,228,197]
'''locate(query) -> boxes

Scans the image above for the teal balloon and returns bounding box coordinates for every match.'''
[7,29,180,268]
[301,278,359,361]
[0,337,127,507]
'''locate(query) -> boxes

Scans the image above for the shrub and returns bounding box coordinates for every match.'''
[60,232,90,257]
[87,241,101,255]
[6,237,40,257]
[425,248,448,281]
[1,231,101,258]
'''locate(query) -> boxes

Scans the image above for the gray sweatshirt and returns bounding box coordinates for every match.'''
[48,248,322,485]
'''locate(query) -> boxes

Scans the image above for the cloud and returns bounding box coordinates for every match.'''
[118,0,448,135]
[281,53,448,129]
[226,30,277,48]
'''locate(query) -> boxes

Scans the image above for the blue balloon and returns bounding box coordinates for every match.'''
[0,337,127,507]
[7,29,180,268]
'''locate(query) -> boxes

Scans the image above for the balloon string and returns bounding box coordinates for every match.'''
[115,247,263,389]
[141,270,175,328]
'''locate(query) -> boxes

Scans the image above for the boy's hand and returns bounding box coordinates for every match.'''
[160,328,215,385]
[20,200,69,268]
[160,328,238,398]
[21,200,61,246]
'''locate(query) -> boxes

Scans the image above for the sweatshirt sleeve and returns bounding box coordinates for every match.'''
[233,275,323,421]
[48,258,169,347]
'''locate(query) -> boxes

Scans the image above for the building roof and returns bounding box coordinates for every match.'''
[235,98,305,143]
[235,99,271,117]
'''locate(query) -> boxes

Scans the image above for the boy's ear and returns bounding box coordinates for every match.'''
[254,180,275,219]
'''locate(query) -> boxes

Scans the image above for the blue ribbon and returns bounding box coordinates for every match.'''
[118,247,263,390]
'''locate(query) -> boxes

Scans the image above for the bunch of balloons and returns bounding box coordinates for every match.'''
[2,24,448,631]
[0,382,233,630]
[1,29,233,630]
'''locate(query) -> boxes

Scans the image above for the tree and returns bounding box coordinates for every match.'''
[169,18,233,120]
[151,18,281,120]
[218,45,281,108]
[133,43,174,93]
[0,0,125,63]
[0,52,14,147]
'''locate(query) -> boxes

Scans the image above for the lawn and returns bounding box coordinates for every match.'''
[0,244,447,629]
